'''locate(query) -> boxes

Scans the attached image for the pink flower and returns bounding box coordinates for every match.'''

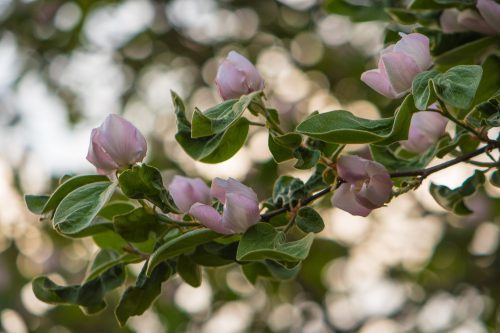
[476,0,500,35]
[361,33,432,99]
[168,176,211,213]
[440,1,500,35]
[215,51,264,100]
[189,178,260,234]
[86,114,147,176]
[400,111,448,153]
[332,155,393,217]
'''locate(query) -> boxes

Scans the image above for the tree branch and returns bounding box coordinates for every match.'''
[260,141,500,221]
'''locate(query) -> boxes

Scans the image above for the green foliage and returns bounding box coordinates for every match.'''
[33,265,125,314]
[118,164,177,213]
[296,95,416,144]
[115,261,176,326]
[268,133,303,163]
[147,229,221,275]
[85,250,140,282]
[295,207,325,234]
[172,91,250,163]
[113,207,166,242]
[236,223,314,262]
[272,176,307,208]
[53,181,117,235]
[412,65,483,110]
[191,91,262,138]
[430,170,486,215]
[490,171,500,187]
[324,0,389,21]
[176,255,202,287]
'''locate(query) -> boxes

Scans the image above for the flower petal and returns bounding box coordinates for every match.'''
[331,183,372,217]
[393,33,432,71]
[168,176,211,212]
[458,9,497,35]
[222,192,260,233]
[477,0,500,34]
[361,68,400,99]
[189,203,232,235]
[336,155,369,183]
[381,52,421,96]
[356,173,393,209]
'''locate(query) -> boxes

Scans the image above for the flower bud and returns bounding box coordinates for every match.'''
[189,178,260,234]
[400,111,448,153]
[361,33,432,99]
[476,0,500,35]
[86,114,147,176]
[332,155,392,217]
[215,51,264,100]
[168,176,211,213]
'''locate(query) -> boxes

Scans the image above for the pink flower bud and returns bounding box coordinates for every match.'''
[400,111,448,153]
[476,0,500,35]
[168,176,211,213]
[332,155,393,217]
[361,33,432,99]
[440,9,468,33]
[215,51,264,100]
[86,114,147,176]
[457,9,497,35]
[189,178,260,234]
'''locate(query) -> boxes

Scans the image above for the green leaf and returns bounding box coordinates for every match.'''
[324,0,388,21]
[85,249,141,282]
[434,36,498,66]
[53,181,117,235]
[370,143,438,173]
[293,146,321,170]
[490,171,500,188]
[429,170,485,215]
[25,195,50,215]
[115,261,175,326]
[176,255,202,287]
[236,223,314,262]
[264,260,301,280]
[268,133,302,163]
[190,242,237,267]
[118,164,177,213]
[409,0,474,9]
[99,202,136,220]
[147,228,221,275]
[191,91,262,138]
[434,65,483,109]
[241,260,301,284]
[412,70,439,110]
[33,264,125,315]
[172,91,250,163]
[296,95,415,144]
[295,207,324,233]
[43,175,109,214]
[114,207,165,243]
[272,176,306,208]
[241,262,272,284]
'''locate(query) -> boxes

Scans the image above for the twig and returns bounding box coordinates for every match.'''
[260,141,500,221]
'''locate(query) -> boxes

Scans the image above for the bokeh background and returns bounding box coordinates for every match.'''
[1,0,500,332]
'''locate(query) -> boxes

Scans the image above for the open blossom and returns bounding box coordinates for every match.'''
[361,33,432,99]
[215,51,264,100]
[168,176,211,212]
[440,0,500,35]
[86,114,147,176]
[189,178,260,235]
[400,111,448,153]
[332,155,393,217]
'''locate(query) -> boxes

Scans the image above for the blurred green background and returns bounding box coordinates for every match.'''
[1,0,499,332]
